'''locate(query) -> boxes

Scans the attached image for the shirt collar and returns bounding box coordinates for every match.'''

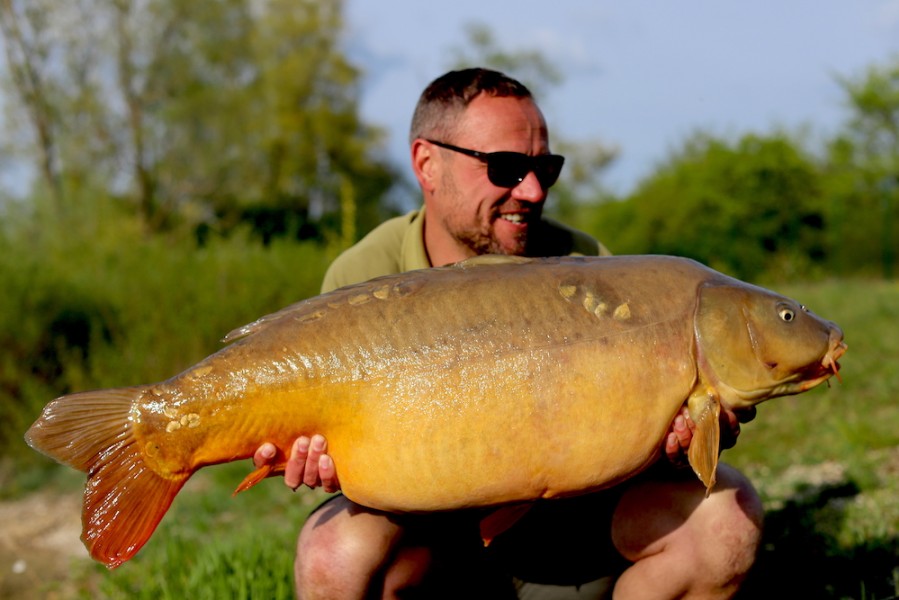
[400,206,432,271]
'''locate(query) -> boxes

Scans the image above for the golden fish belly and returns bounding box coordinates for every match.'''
[149,257,702,511]
[329,336,695,511]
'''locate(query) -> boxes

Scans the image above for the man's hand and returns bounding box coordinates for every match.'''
[720,405,757,450]
[663,404,758,467]
[664,406,693,467]
[253,435,341,493]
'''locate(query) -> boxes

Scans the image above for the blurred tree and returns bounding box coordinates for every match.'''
[824,58,899,278]
[0,0,65,208]
[449,22,563,99]
[0,0,396,240]
[591,131,826,281]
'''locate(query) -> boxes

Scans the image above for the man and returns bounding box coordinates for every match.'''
[255,68,763,599]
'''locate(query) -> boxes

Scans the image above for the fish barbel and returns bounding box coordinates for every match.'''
[25,255,846,567]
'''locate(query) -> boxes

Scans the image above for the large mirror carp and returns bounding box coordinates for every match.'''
[26,255,846,567]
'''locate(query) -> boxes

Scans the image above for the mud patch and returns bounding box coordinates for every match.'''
[0,492,88,599]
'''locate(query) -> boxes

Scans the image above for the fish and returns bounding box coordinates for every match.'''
[25,255,846,568]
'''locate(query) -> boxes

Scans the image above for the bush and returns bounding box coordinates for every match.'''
[2,194,332,485]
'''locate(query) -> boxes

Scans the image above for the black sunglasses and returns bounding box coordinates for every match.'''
[426,139,565,189]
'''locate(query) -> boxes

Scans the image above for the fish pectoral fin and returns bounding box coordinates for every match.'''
[234,461,286,495]
[687,389,721,497]
[479,502,534,546]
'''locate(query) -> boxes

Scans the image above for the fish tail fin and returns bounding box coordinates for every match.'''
[25,387,189,568]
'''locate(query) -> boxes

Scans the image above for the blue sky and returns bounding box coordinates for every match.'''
[345,0,899,196]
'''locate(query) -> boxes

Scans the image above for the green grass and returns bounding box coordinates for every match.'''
[14,464,332,600]
[726,278,899,599]
[2,202,897,598]
[82,466,329,600]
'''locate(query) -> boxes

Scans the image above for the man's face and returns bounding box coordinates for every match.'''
[427,95,554,261]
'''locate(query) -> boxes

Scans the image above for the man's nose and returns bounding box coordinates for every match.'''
[510,170,546,203]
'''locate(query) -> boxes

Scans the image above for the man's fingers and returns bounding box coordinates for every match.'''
[284,436,311,490]
[319,455,340,493]
[282,434,339,491]
[665,432,680,461]
[718,407,743,450]
[672,414,691,448]
[303,435,328,487]
[734,405,757,423]
[253,442,277,469]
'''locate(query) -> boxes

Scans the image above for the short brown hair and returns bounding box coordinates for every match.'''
[408,68,533,144]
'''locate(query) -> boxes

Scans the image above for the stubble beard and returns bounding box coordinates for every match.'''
[440,171,534,257]
[453,220,529,256]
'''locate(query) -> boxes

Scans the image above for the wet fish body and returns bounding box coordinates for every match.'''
[25,255,846,567]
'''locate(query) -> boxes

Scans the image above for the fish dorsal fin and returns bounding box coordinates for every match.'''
[686,387,721,496]
[453,254,534,269]
[479,502,534,546]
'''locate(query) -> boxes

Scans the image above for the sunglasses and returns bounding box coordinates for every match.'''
[426,139,565,189]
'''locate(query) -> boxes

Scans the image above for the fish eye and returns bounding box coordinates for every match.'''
[778,306,796,322]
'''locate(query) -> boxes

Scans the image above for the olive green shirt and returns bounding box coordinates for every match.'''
[321,208,611,293]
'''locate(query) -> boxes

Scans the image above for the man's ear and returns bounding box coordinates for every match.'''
[411,139,437,194]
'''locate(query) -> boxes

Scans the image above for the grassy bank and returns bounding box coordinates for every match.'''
[1,208,896,598]
[727,277,899,599]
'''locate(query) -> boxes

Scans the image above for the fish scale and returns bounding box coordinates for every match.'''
[25,254,846,567]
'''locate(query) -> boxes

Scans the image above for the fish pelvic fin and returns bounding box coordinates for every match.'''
[686,388,721,497]
[25,387,189,568]
[234,461,286,495]
[479,503,534,546]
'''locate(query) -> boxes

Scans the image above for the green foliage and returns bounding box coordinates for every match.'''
[822,59,899,279]
[836,59,899,168]
[0,0,397,240]
[448,22,563,99]
[588,131,826,281]
[575,56,899,283]
[0,192,330,480]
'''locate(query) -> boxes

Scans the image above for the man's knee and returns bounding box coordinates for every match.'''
[612,464,763,569]
[610,465,763,597]
[666,465,763,575]
[699,464,764,579]
[294,496,404,597]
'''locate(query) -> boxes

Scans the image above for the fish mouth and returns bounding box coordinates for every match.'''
[811,337,847,388]
[796,335,847,392]
[738,333,847,402]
